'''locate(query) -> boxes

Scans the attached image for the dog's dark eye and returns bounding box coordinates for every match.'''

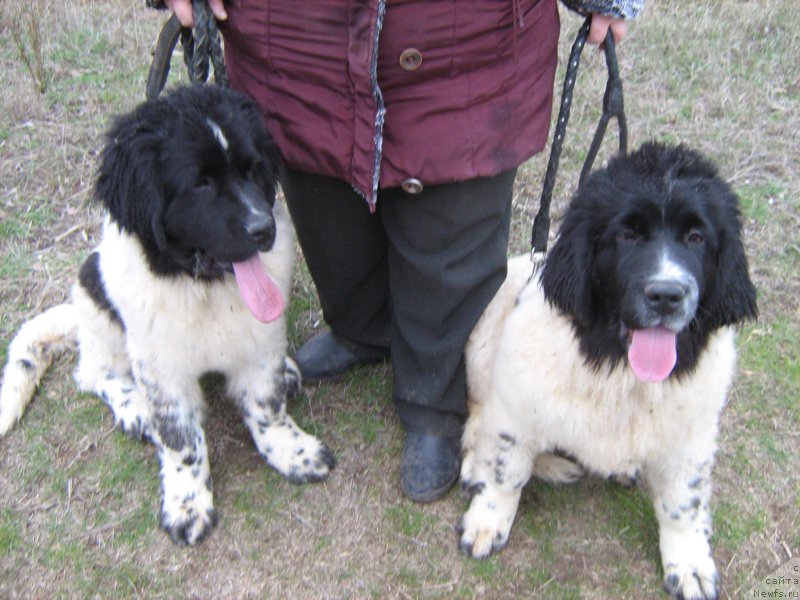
[195,176,214,191]
[617,229,639,243]
[685,229,705,244]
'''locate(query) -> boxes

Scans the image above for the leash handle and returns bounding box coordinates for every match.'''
[146,14,182,100]
[532,17,591,254]
[532,16,627,254]
[145,0,228,100]
[579,29,627,185]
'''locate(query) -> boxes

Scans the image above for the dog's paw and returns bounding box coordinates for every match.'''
[259,417,335,484]
[161,501,218,547]
[282,357,302,398]
[662,559,719,600]
[459,449,478,492]
[97,376,152,441]
[661,534,718,600]
[158,445,217,546]
[457,488,520,559]
[658,511,718,599]
[160,478,217,546]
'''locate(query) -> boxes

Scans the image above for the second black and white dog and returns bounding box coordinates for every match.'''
[459,143,757,599]
[0,86,334,545]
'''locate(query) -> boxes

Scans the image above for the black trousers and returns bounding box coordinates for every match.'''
[281,166,516,438]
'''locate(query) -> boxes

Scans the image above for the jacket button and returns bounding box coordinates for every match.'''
[401,178,424,194]
[399,48,422,71]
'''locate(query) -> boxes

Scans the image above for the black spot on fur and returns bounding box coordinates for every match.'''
[269,395,283,416]
[688,476,704,489]
[663,573,681,596]
[78,252,124,328]
[18,359,34,372]
[155,414,189,452]
[498,432,517,446]
[461,480,486,497]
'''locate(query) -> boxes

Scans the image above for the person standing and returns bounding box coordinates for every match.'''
[147,0,643,503]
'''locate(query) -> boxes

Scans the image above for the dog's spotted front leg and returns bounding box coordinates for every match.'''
[458,430,534,559]
[135,365,217,546]
[95,372,152,441]
[231,359,335,484]
[646,457,719,600]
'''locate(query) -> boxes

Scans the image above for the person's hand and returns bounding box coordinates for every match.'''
[588,14,627,46]
[164,0,228,27]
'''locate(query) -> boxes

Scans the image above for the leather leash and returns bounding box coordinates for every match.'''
[146,0,228,100]
[532,15,628,254]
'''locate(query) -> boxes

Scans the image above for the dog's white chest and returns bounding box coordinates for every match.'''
[95,224,285,375]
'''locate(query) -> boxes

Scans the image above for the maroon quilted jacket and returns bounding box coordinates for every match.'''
[220,0,560,208]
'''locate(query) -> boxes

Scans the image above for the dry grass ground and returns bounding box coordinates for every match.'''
[1,1,798,598]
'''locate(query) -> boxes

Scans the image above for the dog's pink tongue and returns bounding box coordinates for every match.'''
[628,327,677,382]
[232,255,284,323]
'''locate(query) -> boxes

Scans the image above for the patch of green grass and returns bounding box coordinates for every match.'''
[0,250,33,280]
[525,565,554,588]
[519,490,561,564]
[466,554,502,582]
[97,437,153,493]
[112,504,159,548]
[42,533,91,573]
[738,183,784,224]
[395,565,422,588]
[10,202,58,233]
[712,499,768,549]
[598,482,660,565]
[67,398,107,434]
[42,20,149,113]
[335,410,385,445]
[739,319,800,427]
[383,503,436,538]
[0,509,23,556]
[16,433,58,490]
[727,443,765,485]
[314,534,333,553]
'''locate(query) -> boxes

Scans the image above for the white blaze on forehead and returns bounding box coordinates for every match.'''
[654,248,700,305]
[237,185,268,218]
[205,118,229,152]
[657,249,692,283]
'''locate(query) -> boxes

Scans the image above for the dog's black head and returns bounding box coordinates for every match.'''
[541,142,757,380]
[95,85,280,280]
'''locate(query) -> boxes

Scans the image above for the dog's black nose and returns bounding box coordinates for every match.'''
[644,281,687,312]
[245,212,275,249]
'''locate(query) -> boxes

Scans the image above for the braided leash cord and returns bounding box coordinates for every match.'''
[532,15,627,254]
[182,0,228,87]
[146,0,228,99]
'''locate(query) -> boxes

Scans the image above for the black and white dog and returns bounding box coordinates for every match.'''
[459,143,757,599]
[0,85,334,546]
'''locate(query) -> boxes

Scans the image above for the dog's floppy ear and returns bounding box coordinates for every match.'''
[94,108,166,249]
[702,186,758,328]
[541,206,596,326]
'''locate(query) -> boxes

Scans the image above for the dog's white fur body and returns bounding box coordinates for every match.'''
[73,213,293,389]
[461,254,734,599]
[1,203,332,545]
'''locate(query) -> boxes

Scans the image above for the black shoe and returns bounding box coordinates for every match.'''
[400,432,461,503]
[295,331,388,384]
